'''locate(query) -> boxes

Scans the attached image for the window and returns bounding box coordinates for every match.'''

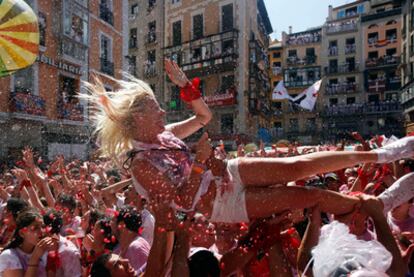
[386,48,397,56]
[386,29,397,41]
[346,37,355,45]
[193,14,203,40]
[131,4,138,16]
[39,13,46,47]
[368,32,378,44]
[329,79,338,85]
[346,57,355,71]
[221,3,234,32]
[306,118,316,130]
[63,0,88,45]
[100,34,112,61]
[329,59,338,69]
[170,86,182,110]
[100,0,114,25]
[172,20,182,46]
[346,97,355,104]
[127,55,136,76]
[289,119,299,131]
[273,62,281,67]
[368,51,378,59]
[273,122,282,128]
[368,94,379,103]
[221,114,234,134]
[221,75,234,92]
[347,77,356,83]
[148,50,156,63]
[306,48,315,57]
[59,75,78,104]
[172,0,180,3]
[14,66,34,93]
[288,50,297,57]
[329,98,338,106]
[148,0,156,10]
[129,28,137,48]
[147,21,156,43]
[222,39,234,55]
[273,52,281,58]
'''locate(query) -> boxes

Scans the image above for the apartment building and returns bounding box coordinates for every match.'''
[127,0,165,101]
[400,0,414,133]
[321,1,368,140]
[162,0,272,145]
[280,27,322,144]
[0,0,127,162]
[361,0,404,136]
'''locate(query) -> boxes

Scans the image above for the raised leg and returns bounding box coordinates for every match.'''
[245,186,360,219]
[238,151,378,186]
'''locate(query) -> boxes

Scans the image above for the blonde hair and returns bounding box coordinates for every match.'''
[80,74,155,164]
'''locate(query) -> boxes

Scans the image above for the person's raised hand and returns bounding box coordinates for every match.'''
[32,237,59,261]
[22,147,35,169]
[195,133,212,163]
[164,59,189,88]
[11,168,28,183]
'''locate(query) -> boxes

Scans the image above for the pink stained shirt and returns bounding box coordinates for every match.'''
[114,236,150,272]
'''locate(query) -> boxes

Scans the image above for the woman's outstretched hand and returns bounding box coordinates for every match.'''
[165,59,189,88]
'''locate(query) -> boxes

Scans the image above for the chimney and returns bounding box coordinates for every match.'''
[289,26,292,34]
[328,5,333,21]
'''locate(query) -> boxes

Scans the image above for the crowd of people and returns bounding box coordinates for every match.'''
[1,60,414,276]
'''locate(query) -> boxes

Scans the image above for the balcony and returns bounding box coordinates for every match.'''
[365,56,400,68]
[325,83,358,95]
[401,80,414,105]
[58,101,84,121]
[345,44,356,54]
[286,55,317,66]
[361,7,402,22]
[272,66,282,76]
[326,21,358,34]
[99,4,114,25]
[10,92,46,116]
[270,128,284,140]
[328,47,338,56]
[164,29,239,78]
[323,102,401,116]
[324,63,359,75]
[284,79,319,88]
[286,30,322,46]
[145,32,157,45]
[204,87,237,107]
[100,57,114,76]
[367,78,400,93]
[143,60,157,78]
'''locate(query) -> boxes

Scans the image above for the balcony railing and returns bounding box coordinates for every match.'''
[324,63,359,75]
[326,21,358,34]
[325,83,358,95]
[145,32,157,45]
[58,101,84,121]
[361,7,402,22]
[365,56,400,68]
[368,77,401,92]
[284,79,319,88]
[100,57,114,76]
[272,66,282,76]
[345,44,356,54]
[401,80,414,104]
[285,31,321,46]
[328,47,338,56]
[323,102,401,116]
[286,55,317,66]
[143,61,157,78]
[99,4,114,25]
[10,92,46,116]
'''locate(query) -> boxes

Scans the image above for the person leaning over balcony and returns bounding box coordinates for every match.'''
[83,58,414,263]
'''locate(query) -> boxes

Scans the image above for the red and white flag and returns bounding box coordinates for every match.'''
[272,81,292,101]
[291,80,322,111]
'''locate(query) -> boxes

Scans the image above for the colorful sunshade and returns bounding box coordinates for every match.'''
[0,0,39,77]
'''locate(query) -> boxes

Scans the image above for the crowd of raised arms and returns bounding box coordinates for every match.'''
[1,60,414,277]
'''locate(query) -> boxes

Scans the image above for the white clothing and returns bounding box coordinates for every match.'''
[210,158,249,223]
[0,248,47,277]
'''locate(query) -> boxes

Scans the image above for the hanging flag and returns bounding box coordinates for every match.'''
[291,80,322,111]
[0,0,39,77]
[272,81,292,100]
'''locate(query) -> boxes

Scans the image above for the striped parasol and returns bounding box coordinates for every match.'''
[0,0,39,77]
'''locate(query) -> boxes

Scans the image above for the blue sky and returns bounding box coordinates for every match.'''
[264,0,355,40]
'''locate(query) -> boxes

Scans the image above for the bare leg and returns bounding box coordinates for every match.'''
[245,186,359,218]
[238,151,378,186]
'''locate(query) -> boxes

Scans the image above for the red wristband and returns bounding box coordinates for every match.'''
[180,77,201,103]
